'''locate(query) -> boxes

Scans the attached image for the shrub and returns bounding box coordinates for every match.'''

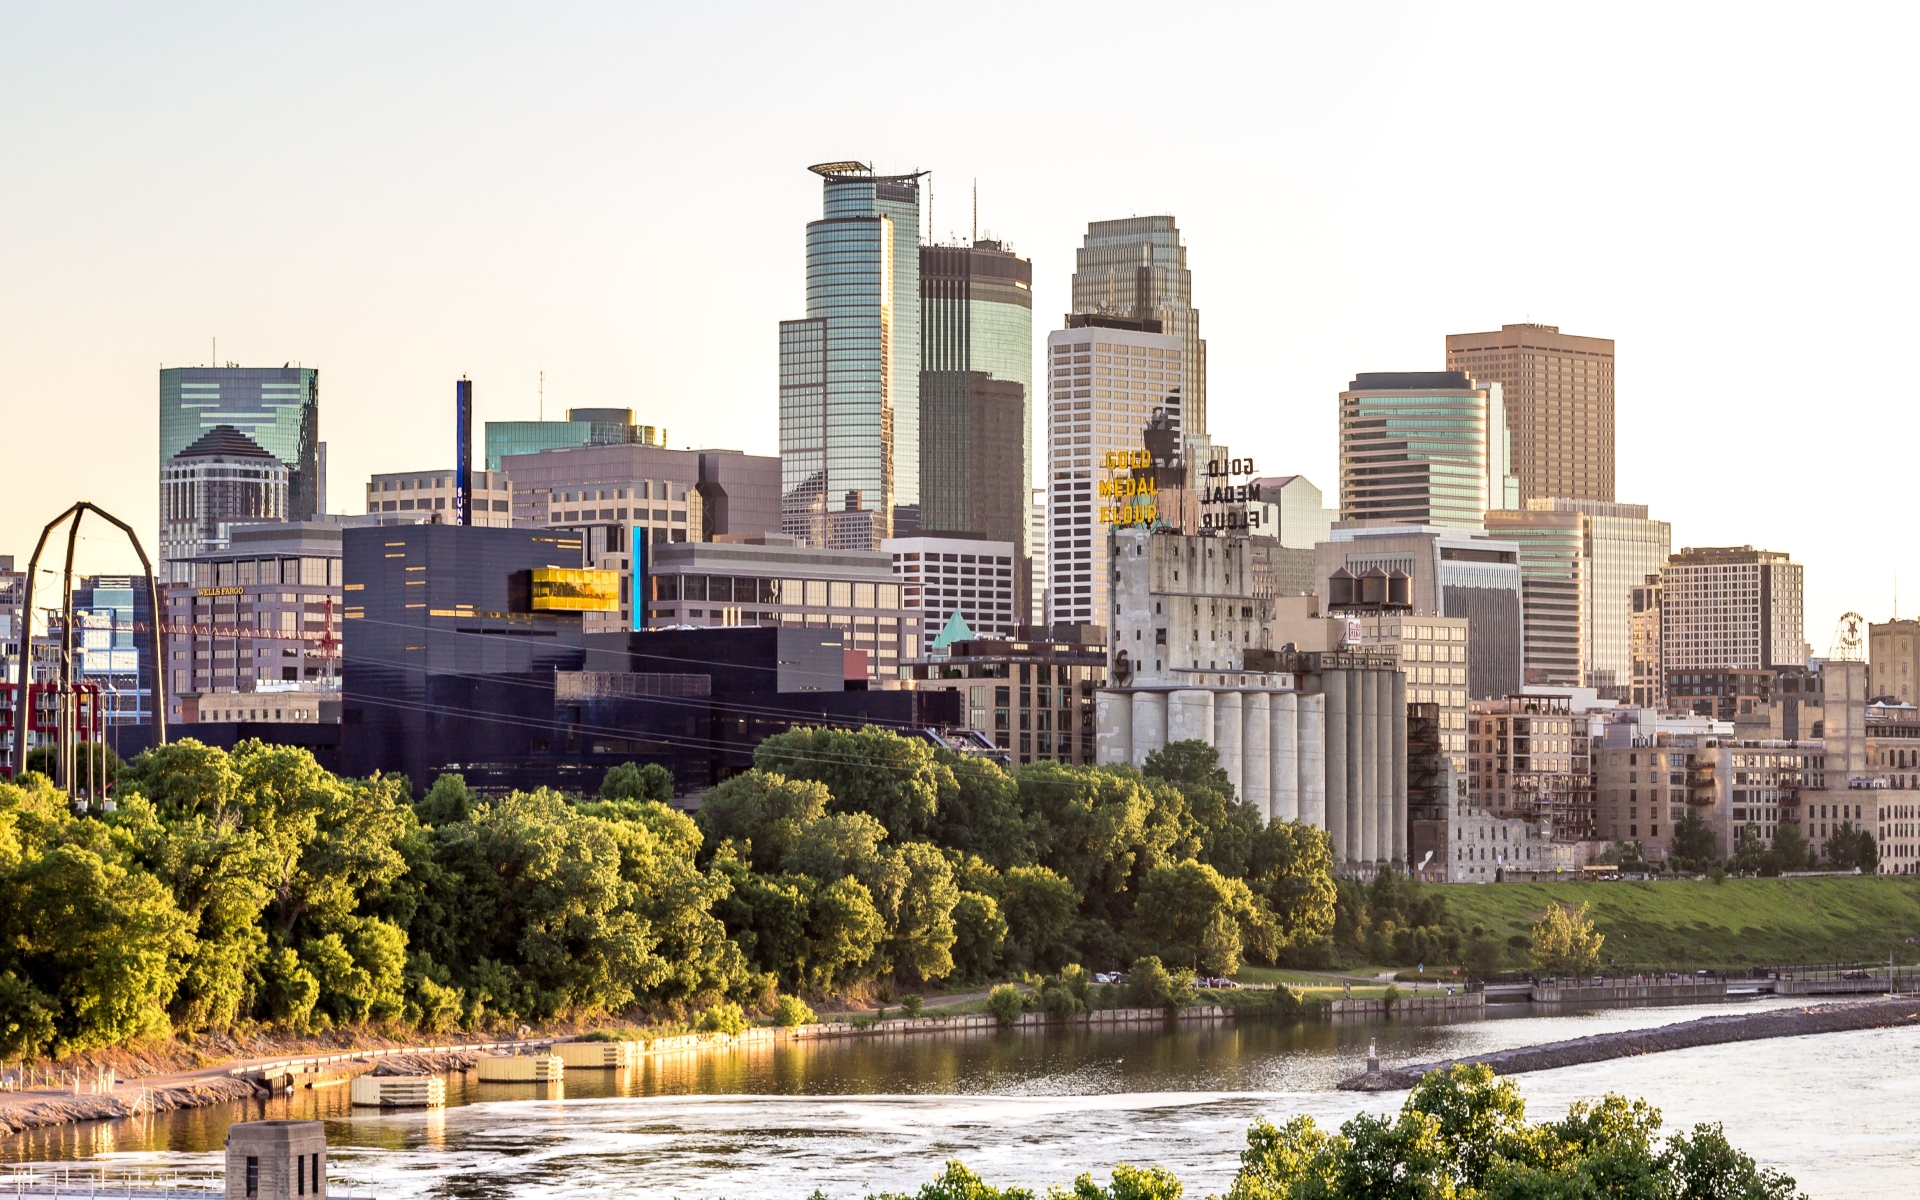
[1382,983,1402,1011]
[900,993,924,1018]
[987,984,1025,1027]
[695,1001,749,1036]
[578,1029,626,1042]
[771,994,814,1028]
[1124,956,1195,1013]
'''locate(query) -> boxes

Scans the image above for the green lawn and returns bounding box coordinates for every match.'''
[1438,876,1920,969]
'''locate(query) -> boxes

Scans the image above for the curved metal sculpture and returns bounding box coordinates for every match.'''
[7,503,167,784]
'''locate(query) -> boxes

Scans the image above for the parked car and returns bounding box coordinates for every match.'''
[1843,970,1871,980]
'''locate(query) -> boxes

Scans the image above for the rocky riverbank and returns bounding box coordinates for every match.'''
[1340,996,1920,1091]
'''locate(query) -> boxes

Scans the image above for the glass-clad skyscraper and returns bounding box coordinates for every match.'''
[919,239,1033,578]
[1071,217,1207,435]
[1337,371,1518,529]
[159,367,318,521]
[780,162,923,549]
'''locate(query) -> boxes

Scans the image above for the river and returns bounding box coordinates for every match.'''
[4,998,1915,1199]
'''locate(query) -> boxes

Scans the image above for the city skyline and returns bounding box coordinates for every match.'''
[2,6,1914,649]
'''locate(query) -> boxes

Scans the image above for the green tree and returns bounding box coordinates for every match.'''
[1124,955,1194,1012]
[950,890,1007,982]
[1770,822,1812,872]
[600,761,674,802]
[1133,860,1274,975]
[999,865,1079,969]
[1669,808,1718,869]
[1827,823,1879,872]
[415,773,474,827]
[1529,902,1605,977]
[1067,1164,1185,1200]
[1142,739,1234,799]
[1017,762,1192,927]
[1246,822,1338,951]
[880,841,960,984]
[0,775,194,1054]
[754,726,950,839]
[422,788,665,1018]
[804,875,886,992]
[931,752,1033,870]
[694,770,831,872]
[786,811,891,883]
[1463,923,1504,981]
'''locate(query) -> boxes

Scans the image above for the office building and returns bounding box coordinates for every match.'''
[1029,488,1047,624]
[163,522,345,717]
[365,469,513,527]
[504,443,781,630]
[1070,217,1207,435]
[161,426,291,570]
[159,367,318,530]
[484,408,664,471]
[1630,576,1664,708]
[1660,546,1806,673]
[780,162,924,550]
[885,534,1019,647]
[1338,372,1517,528]
[1,556,22,687]
[340,524,953,791]
[642,537,918,680]
[919,241,1034,592]
[1314,526,1523,700]
[1483,507,1586,687]
[1870,618,1920,703]
[1046,322,1186,626]
[905,629,1105,765]
[1557,500,1669,695]
[1445,323,1615,504]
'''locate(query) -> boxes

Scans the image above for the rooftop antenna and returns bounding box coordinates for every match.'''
[539,369,545,421]
[972,178,977,244]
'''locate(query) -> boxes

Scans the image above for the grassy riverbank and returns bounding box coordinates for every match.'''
[1441,875,1920,968]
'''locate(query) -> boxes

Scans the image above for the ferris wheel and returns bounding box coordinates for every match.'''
[1830,612,1867,662]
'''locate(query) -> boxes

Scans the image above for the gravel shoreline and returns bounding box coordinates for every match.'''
[1340,996,1920,1090]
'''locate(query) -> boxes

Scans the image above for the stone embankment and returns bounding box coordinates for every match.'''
[1339,996,1920,1091]
[1,1006,1248,1138]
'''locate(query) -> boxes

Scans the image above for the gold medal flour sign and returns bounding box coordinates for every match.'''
[1098,448,1159,526]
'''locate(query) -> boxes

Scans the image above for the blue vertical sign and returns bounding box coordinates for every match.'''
[454,378,472,526]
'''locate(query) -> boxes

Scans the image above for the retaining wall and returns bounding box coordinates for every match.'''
[1530,979,1727,1003]
[1328,993,1485,1019]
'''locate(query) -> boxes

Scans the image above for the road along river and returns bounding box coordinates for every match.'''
[4,997,1913,1199]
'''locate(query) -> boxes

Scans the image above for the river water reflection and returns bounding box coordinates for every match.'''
[5,998,1913,1199]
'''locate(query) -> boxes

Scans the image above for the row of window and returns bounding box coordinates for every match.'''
[651,575,903,608]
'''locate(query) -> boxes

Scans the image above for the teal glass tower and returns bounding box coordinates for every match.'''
[780,162,923,549]
[159,366,319,519]
[919,239,1033,560]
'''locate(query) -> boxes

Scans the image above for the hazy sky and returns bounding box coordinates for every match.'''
[2,3,1912,649]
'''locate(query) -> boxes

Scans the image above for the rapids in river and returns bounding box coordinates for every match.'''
[4,998,1915,1199]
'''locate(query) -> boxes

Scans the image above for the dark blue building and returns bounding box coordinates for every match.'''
[341,524,954,794]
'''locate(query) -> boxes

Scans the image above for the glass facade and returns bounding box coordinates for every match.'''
[780,164,923,550]
[1071,216,1207,435]
[484,409,658,471]
[1338,372,1516,530]
[919,241,1033,561]
[159,367,319,520]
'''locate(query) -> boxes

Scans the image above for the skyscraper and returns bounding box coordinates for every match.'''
[160,426,290,570]
[159,366,318,521]
[1071,217,1206,435]
[1046,319,1186,626]
[919,239,1033,600]
[1661,546,1806,674]
[1338,372,1517,529]
[1444,323,1615,504]
[780,162,924,550]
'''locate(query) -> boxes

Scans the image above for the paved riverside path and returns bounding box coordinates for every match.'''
[1340,996,1920,1091]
